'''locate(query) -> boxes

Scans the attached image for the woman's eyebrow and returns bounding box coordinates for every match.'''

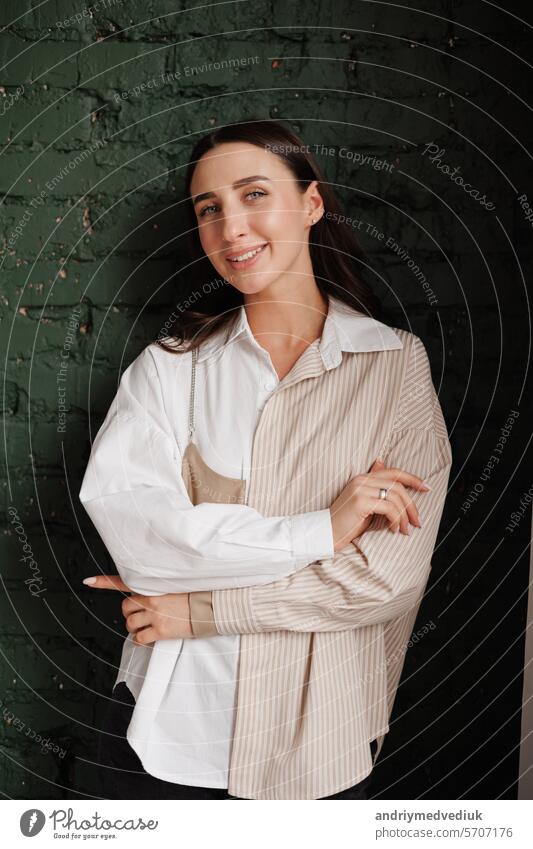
[192,175,272,206]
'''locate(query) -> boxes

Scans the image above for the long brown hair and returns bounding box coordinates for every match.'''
[157,120,383,354]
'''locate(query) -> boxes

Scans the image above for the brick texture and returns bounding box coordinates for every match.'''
[1,0,532,799]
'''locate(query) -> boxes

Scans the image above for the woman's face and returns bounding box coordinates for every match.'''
[189,142,323,295]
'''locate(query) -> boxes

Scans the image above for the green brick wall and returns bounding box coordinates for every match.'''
[1,0,532,799]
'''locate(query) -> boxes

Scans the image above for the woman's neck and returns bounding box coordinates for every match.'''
[242,285,330,382]
[243,286,329,354]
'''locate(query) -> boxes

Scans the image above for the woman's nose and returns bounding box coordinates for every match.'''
[221,210,249,243]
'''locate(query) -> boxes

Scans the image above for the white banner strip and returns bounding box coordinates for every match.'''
[2,799,531,848]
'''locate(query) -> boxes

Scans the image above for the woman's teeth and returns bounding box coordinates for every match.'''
[229,245,265,263]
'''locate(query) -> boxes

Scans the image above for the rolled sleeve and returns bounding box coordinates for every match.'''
[189,591,219,638]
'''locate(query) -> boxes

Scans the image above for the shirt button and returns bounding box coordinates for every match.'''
[263,379,277,391]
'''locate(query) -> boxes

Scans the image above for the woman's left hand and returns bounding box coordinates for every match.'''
[83,575,194,643]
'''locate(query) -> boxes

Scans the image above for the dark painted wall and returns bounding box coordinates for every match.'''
[1,0,532,799]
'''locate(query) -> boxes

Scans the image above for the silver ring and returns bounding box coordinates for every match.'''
[379,488,388,500]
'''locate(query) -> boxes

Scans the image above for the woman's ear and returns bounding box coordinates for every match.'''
[304,179,324,223]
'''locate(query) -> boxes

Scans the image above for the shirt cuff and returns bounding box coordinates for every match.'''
[290,508,334,566]
[189,591,219,638]
[211,585,258,636]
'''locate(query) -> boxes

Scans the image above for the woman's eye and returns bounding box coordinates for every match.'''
[245,190,267,200]
[198,190,266,218]
[198,204,218,218]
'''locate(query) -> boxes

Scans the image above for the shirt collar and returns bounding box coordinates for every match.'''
[195,294,403,366]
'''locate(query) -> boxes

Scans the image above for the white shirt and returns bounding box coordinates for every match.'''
[79,295,403,787]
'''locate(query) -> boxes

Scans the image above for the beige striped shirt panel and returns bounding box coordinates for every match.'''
[189,329,452,799]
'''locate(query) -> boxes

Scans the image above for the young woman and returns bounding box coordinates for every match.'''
[79,120,452,800]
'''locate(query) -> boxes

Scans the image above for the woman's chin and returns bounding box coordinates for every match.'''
[226,274,275,295]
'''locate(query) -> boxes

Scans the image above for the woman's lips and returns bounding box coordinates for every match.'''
[224,243,268,271]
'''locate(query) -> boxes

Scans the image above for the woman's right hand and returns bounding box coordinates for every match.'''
[329,459,431,552]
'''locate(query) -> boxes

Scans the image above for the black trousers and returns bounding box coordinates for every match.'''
[96,682,375,800]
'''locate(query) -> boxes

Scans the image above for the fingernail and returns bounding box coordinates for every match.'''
[422,484,431,491]
[83,577,97,585]
[407,525,411,535]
